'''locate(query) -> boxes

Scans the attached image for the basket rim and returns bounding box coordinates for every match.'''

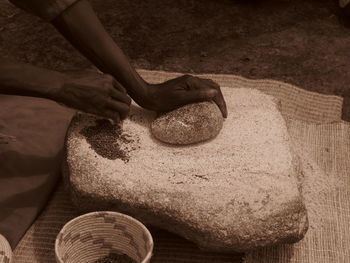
[55,211,154,263]
[0,234,12,263]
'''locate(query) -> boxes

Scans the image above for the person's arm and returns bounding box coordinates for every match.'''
[0,58,131,121]
[52,0,227,117]
[0,58,65,99]
[52,0,148,107]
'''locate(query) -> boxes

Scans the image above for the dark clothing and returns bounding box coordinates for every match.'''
[0,95,74,248]
[1,0,78,249]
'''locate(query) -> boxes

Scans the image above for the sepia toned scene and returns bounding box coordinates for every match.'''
[1,1,350,262]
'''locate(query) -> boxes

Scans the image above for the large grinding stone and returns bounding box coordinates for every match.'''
[151,101,224,145]
[65,88,308,253]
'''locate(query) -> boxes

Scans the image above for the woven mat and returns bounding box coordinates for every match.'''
[13,70,350,263]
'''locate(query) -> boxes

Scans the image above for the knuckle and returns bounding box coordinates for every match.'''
[102,81,111,91]
[104,74,114,81]
[120,86,127,93]
[120,102,129,112]
[213,82,220,89]
[198,90,209,99]
[121,109,130,119]
[108,86,116,94]
[183,74,193,80]
[208,79,218,85]
[101,98,109,109]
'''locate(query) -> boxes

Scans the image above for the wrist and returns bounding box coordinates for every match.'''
[125,77,153,110]
[47,72,69,102]
[136,83,157,111]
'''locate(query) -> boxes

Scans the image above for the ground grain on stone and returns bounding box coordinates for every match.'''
[80,119,137,162]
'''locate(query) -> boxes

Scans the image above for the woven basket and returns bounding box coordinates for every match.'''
[55,211,153,263]
[0,234,12,263]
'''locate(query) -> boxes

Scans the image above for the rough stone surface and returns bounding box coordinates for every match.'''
[151,101,223,145]
[64,87,308,253]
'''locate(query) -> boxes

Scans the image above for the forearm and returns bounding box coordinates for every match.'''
[52,0,150,108]
[0,58,63,99]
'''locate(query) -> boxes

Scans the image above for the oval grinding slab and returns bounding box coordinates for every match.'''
[65,87,308,253]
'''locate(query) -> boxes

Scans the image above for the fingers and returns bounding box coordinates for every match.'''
[212,88,228,118]
[105,100,130,120]
[181,76,228,117]
[196,78,228,118]
[177,87,218,106]
[103,76,131,105]
[200,79,227,118]
[103,74,127,93]
[111,78,127,93]
[102,76,130,121]
[108,87,132,105]
[103,110,121,123]
[208,82,228,118]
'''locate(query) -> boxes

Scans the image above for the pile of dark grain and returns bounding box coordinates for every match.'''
[93,253,137,263]
[80,119,137,162]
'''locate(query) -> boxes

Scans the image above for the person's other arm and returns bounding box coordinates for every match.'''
[51,0,227,117]
[0,58,130,121]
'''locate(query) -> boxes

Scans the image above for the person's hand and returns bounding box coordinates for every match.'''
[54,71,131,122]
[145,75,227,118]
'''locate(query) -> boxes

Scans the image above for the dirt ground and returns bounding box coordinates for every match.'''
[0,0,349,261]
